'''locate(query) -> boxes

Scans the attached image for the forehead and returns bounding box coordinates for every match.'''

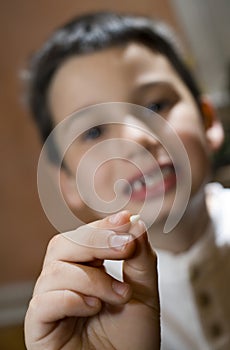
[48,43,185,122]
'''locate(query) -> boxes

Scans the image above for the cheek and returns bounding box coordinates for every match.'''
[64,143,122,200]
[168,103,211,186]
[179,131,211,192]
[94,160,131,201]
[93,161,116,201]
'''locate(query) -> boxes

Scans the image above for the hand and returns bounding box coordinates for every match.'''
[24,211,160,349]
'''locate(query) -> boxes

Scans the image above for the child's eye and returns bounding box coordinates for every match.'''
[82,125,105,141]
[146,100,171,114]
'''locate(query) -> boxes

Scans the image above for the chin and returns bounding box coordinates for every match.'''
[124,188,176,227]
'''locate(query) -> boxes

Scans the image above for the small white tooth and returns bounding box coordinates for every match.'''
[130,214,140,223]
[144,175,156,187]
[132,180,143,191]
[145,173,163,187]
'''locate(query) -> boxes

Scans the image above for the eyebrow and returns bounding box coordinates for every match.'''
[61,81,177,131]
[132,80,176,98]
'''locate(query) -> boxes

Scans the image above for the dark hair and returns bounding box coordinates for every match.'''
[26,11,202,163]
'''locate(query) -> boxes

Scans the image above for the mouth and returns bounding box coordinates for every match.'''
[125,164,176,201]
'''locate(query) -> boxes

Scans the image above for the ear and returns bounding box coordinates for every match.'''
[200,97,224,151]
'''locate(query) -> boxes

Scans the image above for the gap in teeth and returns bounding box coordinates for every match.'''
[131,166,173,191]
[161,166,173,177]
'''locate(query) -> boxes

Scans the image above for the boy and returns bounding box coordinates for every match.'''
[24,12,229,349]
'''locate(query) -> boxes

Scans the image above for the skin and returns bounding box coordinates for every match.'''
[25,212,160,349]
[24,43,223,349]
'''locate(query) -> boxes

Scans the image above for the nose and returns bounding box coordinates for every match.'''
[122,115,159,157]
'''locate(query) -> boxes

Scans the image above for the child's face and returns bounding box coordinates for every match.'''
[48,43,217,224]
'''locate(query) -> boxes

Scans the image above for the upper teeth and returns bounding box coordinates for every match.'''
[132,179,143,191]
[131,166,172,191]
[145,174,159,187]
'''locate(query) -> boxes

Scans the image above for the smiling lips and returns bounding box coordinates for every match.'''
[126,164,176,201]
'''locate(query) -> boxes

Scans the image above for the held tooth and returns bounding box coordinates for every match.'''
[161,166,172,177]
[144,174,162,187]
[144,175,156,187]
[131,166,173,192]
[130,214,140,223]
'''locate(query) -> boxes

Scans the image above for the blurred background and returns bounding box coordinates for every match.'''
[0,1,229,349]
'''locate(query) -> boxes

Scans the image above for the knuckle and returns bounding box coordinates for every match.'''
[45,260,63,277]
[87,229,99,248]
[28,293,42,312]
[39,260,63,283]
[85,225,111,249]
[46,234,61,256]
[62,289,75,310]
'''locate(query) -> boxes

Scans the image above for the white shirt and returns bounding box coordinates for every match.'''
[158,183,230,350]
[105,183,230,350]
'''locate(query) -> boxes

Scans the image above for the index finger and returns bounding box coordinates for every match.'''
[43,211,136,266]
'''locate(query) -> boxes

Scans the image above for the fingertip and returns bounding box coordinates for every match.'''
[91,211,131,231]
[108,210,131,225]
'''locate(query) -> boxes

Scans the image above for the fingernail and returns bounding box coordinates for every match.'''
[112,280,130,297]
[109,234,131,250]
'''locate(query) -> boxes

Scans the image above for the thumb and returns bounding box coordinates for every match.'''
[123,220,160,312]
